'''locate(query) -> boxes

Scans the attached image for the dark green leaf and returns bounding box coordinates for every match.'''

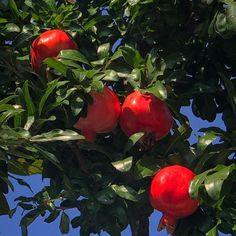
[20,209,41,227]
[44,210,60,223]
[95,187,115,205]
[124,132,144,153]
[17,179,33,193]
[119,46,144,68]
[60,212,70,234]
[0,192,10,215]
[71,216,80,228]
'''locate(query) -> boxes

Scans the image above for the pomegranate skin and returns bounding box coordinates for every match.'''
[30,29,78,73]
[119,91,173,140]
[74,86,121,142]
[150,165,199,219]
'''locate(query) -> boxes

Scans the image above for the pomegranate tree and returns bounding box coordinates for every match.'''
[150,165,199,235]
[74,86,121,142]
[119,90,173,144]
[30,29,78,73]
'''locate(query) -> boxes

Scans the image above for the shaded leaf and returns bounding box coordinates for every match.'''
[60,212,70,234]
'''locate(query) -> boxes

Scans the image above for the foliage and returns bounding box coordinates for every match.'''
[0,0,236,235]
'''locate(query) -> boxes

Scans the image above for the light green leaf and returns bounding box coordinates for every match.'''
[59,49,90,65]
[128,0,139,6]
[197,131,217,152]
[112,156,133,172]
[111,185,139,201]
[30,129,84,142]
[97,43,110,59]
[141,81,167,100]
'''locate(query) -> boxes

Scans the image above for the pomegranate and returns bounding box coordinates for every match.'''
[74,86,121,142]
[119,90,173,144]
[150,165,199,235]
[30,29,78,73]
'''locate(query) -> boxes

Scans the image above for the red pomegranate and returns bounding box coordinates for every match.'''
[119,90,173,144]
[30,29,78,73]
[74,86,121,142]
[150,165,199,235]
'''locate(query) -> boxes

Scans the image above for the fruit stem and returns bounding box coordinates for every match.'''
[157,214,177,235]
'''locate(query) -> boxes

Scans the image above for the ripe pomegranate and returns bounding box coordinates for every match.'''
[119,90,173,145]
[30,29,78,73]
[74,86,121,142]
[150,165,199,235]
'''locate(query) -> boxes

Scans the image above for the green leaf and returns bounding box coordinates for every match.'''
[44,58,68,76]
[44,210,60,223]
[33,145,62,170]
[205,165,235,200]
[0,176,14,191]
[9,207,17,218]
[111,185,139,201]
[0,109,24,125]
[95,187,115,205]
[59,50,90,66]
[8,0,20,18]
[103,70,119,81]
[119,46,144,68]
[17,179,33,193]
[24,116,35,131]
[219,73,236,117]
[60,212,70,234]
[128,0,139,6]
[71,97,84,116]
[84,15,109,31]
[0,192,10,215]
[38,80,60,115]
[124,132,144,153]
[197,131,217,152]
[22,81,35,117]
[133,155,160,179]
[13,32,33,49]
[97,43,110,59]
[141,81,167,100]
[206,224,219,236]
[189,170,211,199]
[0,18,8,23]
[5,23,20,32]
[20,209,41,227]
[30,129,84,142]
[0,95,17,105]
[71,216,80,228]
[111,156,133,172]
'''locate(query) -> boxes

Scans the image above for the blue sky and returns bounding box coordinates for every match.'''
[0,105,228,236]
